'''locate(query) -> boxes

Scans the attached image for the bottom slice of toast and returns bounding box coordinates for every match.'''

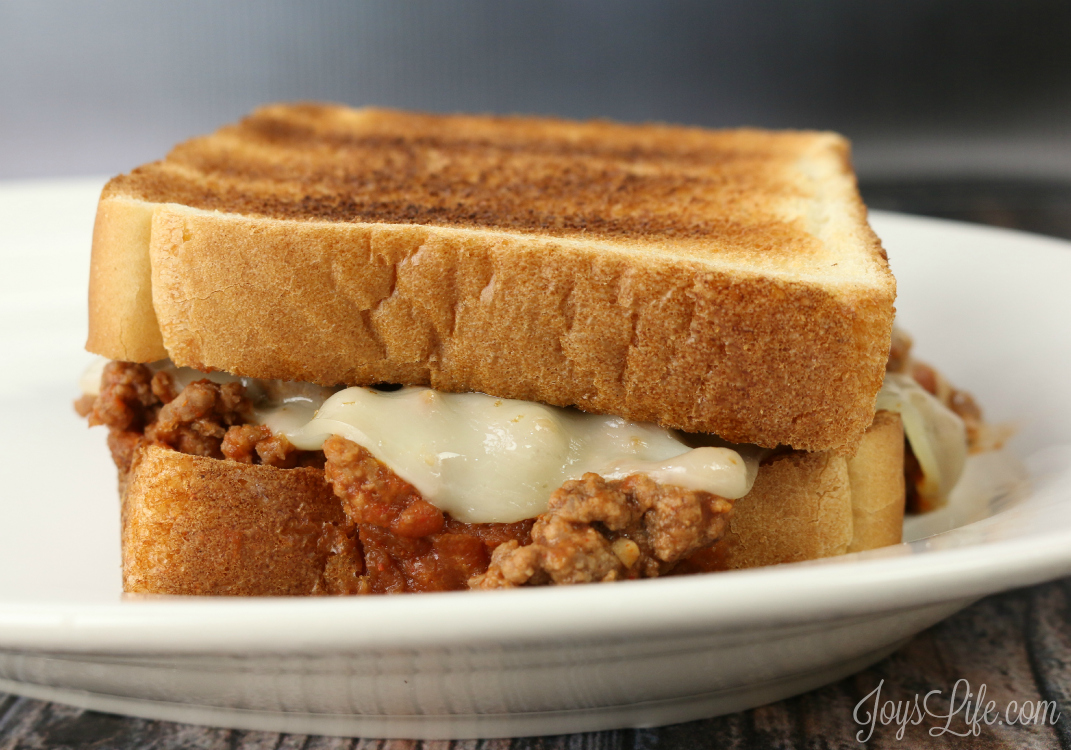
[122,445,364,595]
[708,409,904,570]
[120,412,904,596]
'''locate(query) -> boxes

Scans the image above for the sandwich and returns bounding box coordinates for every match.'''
[75,104,975,595]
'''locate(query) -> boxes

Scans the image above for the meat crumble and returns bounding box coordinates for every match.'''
[86,361,322,474]
[470,473,733,589]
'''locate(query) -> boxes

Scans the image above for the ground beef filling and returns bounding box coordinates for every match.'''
[470,473,734,589]
[322,435,533,593]
[84,361,736,593]
[84,362,323,474]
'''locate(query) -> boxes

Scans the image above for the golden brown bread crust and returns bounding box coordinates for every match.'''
[107,105,874,247]
[711,450,854,570]
[86,198,164,361]
[122,444,362,596]
[846,410,906,552]
[89,104,895,451]
[691,411,904,571]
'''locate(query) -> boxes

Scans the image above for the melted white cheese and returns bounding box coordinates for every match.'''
[79,358,758,523]
[80,358,975,519]
[145,360,339,421]
[876,372,967,503]
[600,446,761,498]
[79,357,109,396]
[285,387,758,523]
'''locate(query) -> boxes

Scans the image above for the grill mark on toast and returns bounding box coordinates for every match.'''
[242,115,777,170]
[106,107,824,251]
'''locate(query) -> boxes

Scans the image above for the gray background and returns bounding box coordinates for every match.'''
[3,0,1071,181]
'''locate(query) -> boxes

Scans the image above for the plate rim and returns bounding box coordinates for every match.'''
[2,187,1071,657]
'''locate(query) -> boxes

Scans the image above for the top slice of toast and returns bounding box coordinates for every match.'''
[87,103,895,452]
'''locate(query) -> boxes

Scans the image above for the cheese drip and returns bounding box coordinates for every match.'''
[285,387,759,523]
[876,372,968,504]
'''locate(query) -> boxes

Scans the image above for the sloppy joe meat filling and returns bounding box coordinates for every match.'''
[82,361,733,593]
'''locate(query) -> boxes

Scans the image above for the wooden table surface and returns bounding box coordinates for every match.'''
[3,179,1069,750]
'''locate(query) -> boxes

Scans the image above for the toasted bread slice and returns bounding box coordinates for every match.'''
[122,444,363,596]
[88,105,894,451]
[713,409,904,569]
[673,410,904,574]
[845,409,906,553]
[120,414,904,595]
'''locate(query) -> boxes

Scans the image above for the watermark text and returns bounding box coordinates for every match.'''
[853,679,1061,742]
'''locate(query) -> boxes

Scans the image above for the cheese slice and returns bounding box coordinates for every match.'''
[876,372,967,503]
[284,386,759,523]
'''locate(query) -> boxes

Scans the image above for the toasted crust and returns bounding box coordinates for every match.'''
[86,198,164,362]
[122,444,362,596]
[88,105,895,451]
[712,451,854,569]
[699,411,904,571]
[846,410,906,552]
[119,415,905,595]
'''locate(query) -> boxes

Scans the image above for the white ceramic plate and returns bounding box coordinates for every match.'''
[1,179,1069,740]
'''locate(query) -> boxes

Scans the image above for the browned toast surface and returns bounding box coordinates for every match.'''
[108,105,863,260]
